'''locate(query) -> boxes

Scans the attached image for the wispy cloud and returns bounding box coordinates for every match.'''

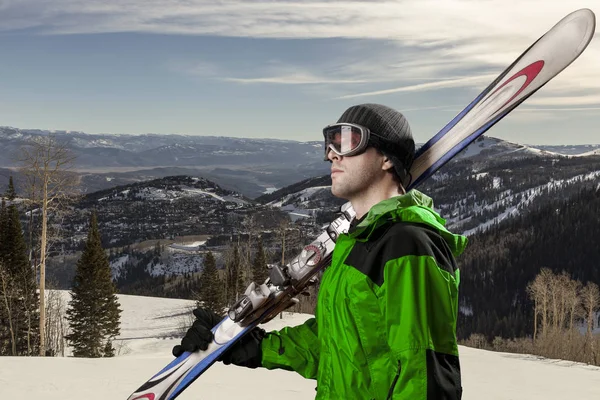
[334,74,498,99]
[1,0,598,105]
[518,106,600,111]
[223,74,369,85]
[526,95,600,106]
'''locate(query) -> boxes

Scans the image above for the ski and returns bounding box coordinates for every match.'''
[127,8,595,400]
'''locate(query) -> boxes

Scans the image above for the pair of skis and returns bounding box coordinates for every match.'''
[128,8,596,400]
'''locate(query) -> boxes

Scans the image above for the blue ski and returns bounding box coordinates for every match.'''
[127,8,595,400]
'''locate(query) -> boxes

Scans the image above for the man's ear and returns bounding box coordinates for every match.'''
[381,156,395,172]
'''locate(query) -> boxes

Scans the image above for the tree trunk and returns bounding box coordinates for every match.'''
[589,305,595,364]
[541,291,548,337]
[0,271,16,356]
[533,301,538,343]
[39,182,48,356]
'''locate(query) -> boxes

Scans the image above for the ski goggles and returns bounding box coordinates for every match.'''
[322,123,384,161]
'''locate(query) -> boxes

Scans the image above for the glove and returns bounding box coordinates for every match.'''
[172,308,266,369]
[172,308,221,355]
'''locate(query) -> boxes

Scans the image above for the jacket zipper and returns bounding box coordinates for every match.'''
[386,360,401,400]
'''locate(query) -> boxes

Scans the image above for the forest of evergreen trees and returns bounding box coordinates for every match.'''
[0,173,121,358]
[0,178,39,356]
[113,234,291,314]
[457,186,600,342]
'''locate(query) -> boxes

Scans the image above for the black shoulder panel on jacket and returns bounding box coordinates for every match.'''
[343,222,457,286]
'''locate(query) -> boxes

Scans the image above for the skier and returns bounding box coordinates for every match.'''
[173,103,468,399]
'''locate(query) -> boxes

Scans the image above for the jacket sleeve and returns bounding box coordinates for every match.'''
[260,316,320,379]
[380,250,462,400]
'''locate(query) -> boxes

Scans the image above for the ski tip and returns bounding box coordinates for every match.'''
[569,8,596,54]
[564,8,596,31]
[547,8,597,60]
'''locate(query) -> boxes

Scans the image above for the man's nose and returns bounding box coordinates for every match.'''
[327,148,341,162]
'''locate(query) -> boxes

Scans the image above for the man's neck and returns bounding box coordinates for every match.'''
[351,185,404,220]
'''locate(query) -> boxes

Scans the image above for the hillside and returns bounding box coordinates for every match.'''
[0,126,330,198]
[32,175,297,292]
[457,186,600,340]
[260,140,600,236]
[65,175,253,249]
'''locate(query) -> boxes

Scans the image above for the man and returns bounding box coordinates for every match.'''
[174,103,467,399]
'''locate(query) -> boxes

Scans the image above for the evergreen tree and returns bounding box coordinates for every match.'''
[4,176,16,201]
[66,212,122,358]
[0,201,39,355]
[252,237,269,284]
[226,244,245,305]
[0,199,6,256]
[197,251,224,314]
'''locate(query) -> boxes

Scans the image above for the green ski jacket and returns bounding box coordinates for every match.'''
[260,190,468,399]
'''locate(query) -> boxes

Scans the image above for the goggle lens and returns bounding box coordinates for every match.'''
[324,125,364,155]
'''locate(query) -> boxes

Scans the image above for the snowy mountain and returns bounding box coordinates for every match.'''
[533,143,600,156]
[2,291,599,400]
[0,125,330,198]
[41,175,297,290]
[3,124,597,199]
[258,135,600,236]
[65,176,252,249]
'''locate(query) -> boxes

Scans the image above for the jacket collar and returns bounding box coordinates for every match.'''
[347,190,468,257]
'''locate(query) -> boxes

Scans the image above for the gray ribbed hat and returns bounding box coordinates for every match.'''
[336,103,415,186]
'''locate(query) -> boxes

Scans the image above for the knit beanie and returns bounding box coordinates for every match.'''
[336,103,415,187]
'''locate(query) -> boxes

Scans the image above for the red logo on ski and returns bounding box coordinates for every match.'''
[130,395,155,400]
[487,60,545,111]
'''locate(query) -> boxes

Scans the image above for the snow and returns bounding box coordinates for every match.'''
[181,187,226,202]
[574,148,600,157]
[2,291,600,399]
[110,255,130,279]
[169,240,207,251]
[492,176,502,189]
[269,185,331,208]
[461,169,600,236]
[148,253,204,276]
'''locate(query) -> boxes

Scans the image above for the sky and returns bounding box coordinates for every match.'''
[2,291,600,399]
[0,1,599,145]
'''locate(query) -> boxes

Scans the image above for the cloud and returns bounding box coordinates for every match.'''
[0,1,591,44]
[526,95,600,106]
[488,104,600,124]
[334,74,498,99]
[1,0,598,104]
[518,106,600,111]
[222,74,369,85]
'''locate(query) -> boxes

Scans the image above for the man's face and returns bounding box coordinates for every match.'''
[327,146,387,200]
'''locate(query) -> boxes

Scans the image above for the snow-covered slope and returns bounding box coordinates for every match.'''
[1,291,599,399]
[453,136,566,160]
[458,169,600,236]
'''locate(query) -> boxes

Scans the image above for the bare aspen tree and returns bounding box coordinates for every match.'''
[527,268,553,339]
[241,215,258,285]
[45,289,68,356]
[556,272,571,330]
[581,281,600,363]
[0,265,16,355]
[565,278,582,333]
[18,134,78,356]
[548,273,561,331]
[277,219,290,266]
[526,280,539,341]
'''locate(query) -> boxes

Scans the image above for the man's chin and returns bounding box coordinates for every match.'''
[331,186,350,200]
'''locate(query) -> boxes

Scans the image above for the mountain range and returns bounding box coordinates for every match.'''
[3,123,600,344]
[1,125,599,199]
